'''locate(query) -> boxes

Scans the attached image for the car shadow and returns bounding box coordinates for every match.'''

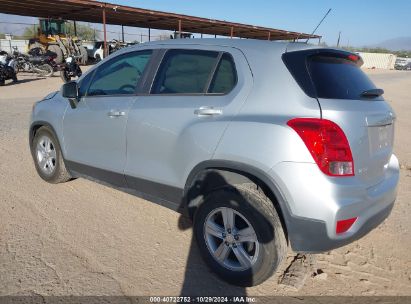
[178,216,248,296]
[177,171,276,296]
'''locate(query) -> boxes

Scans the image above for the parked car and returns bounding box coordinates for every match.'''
[84,40,104,62]
[395,62,411,70]
[84,40,129,62]
[29,39,399,286]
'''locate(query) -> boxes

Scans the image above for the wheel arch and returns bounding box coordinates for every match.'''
[29,121,62,156]
[183,160,291,242]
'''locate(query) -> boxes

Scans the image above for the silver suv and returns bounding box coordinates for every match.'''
[30,39,399,286]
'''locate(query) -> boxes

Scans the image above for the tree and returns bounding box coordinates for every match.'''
[22,25,39,39]
[20,22,99,41]
[66,22,100,40]
[342,46,411,58]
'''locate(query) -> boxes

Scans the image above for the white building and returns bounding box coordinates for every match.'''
[357,52,397,70]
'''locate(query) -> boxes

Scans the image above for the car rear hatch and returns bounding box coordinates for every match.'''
[283,48,395,187]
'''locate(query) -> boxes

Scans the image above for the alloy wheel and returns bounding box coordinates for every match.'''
[36,135,57,175]
[203,207,260,271]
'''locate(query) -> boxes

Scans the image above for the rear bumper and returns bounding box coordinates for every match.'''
[286,200,394,252]
[268,154,399,253]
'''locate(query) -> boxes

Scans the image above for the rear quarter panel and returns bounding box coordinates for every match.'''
[213,45,321,171]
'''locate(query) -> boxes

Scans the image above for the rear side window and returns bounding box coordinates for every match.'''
[308,55,376,100]
[87,50,152,96]
[151,49,219,94]
[208,53,237,94]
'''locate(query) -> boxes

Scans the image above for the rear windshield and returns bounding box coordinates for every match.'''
[282,50,379,100]
[308,55,377,100]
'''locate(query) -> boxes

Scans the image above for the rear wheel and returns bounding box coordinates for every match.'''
[193,183,287,286]
[29,42,44,53]
[31,126,72,184]
[47,44,64,65]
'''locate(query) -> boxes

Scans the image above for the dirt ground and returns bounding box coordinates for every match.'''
[0,68,410,296]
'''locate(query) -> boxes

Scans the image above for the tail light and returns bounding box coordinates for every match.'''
[287,118,354,176]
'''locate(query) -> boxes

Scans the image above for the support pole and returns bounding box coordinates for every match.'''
[230,27,234,39]
[74,21,77,36]
[178,19,182,38]
[267,31,271,40]
[102,6,107,57]
[121,25,125,42]
[148,28,151,41]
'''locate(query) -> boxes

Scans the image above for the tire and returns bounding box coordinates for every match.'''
[47,44,64,65]
[35,64,54,77]
[31,126,72,184]
[60,70,71,83]
[29,42,44,53]
[193,183,287,286]
[78,46,88,65]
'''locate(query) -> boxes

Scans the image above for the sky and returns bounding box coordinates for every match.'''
[1,0,411,46]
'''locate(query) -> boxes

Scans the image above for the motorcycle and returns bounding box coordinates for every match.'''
[0,50,17,86]
[59,54,82,83]
[13,48,56,77]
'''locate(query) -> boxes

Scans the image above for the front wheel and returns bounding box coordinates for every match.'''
[31,126,72,184]
[60,70,71,83]
[193,184,287,286]
[35,64,54,77]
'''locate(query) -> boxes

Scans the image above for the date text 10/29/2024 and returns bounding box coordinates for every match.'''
[149,296,257,303]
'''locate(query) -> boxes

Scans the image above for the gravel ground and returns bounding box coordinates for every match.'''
[0,69,410,296]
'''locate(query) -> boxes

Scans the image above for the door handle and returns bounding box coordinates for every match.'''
[194,106,223,116]
[107,110,126,117]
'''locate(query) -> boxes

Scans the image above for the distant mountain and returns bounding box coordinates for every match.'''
[368,37,411,51]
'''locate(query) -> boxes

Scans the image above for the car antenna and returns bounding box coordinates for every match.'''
[305,8,332,43]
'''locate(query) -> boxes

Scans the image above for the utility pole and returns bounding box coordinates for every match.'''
[337,31,341,47]
[102,5,107,57]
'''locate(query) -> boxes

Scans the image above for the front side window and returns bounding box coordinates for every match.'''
[78,70,95,97]
[151,49,219,94]
[87,50,152,96]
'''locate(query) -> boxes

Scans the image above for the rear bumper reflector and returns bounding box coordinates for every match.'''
[336,217,357,234]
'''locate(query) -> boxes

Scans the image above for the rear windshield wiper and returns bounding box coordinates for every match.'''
[361,88,384,98]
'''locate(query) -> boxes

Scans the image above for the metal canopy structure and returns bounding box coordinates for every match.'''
[0,0,320,41]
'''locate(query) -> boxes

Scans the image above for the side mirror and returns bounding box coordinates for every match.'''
[61,81,79,109]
